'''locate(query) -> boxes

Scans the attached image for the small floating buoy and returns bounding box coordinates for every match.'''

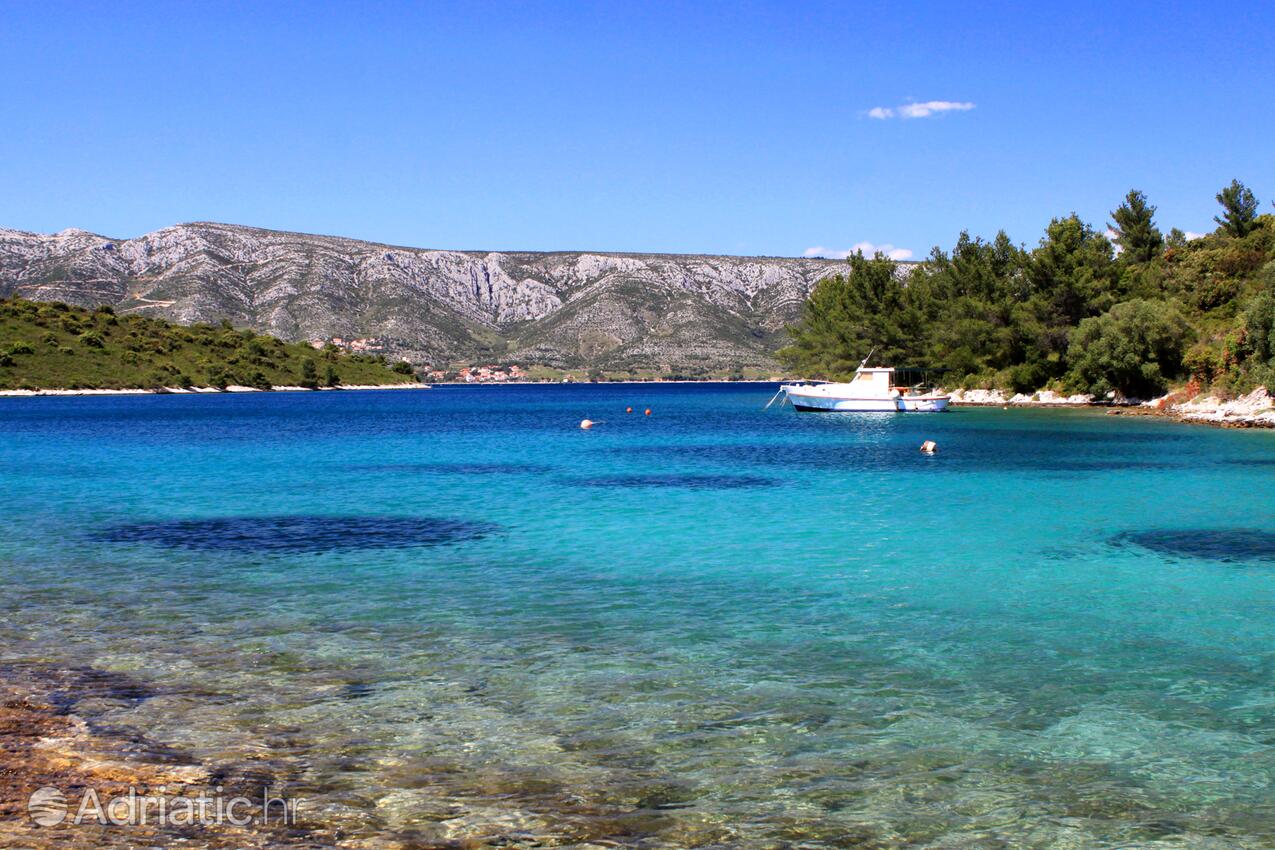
[920,440,937,454]
[580,419,595,430]
[644,408,651,416]
[626,406,633,413]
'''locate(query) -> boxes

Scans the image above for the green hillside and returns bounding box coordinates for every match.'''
[0,298,418,391]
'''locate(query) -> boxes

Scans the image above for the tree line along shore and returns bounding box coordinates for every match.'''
[0,298,418,392]
[780,179,1275,403]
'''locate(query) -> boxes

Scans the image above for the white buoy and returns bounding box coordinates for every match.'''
[580,419,595,429]
[920,440,937,454]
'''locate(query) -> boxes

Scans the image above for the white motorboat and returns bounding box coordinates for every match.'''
[775,360,950,413]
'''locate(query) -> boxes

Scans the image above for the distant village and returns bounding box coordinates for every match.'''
[315,335,542,383]
[313,335,753,383]
[436,364,530,383]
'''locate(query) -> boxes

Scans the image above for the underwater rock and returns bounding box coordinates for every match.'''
[94,515,498,553]
[1112,529,1275,563]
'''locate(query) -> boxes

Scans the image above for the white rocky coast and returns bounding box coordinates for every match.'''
[1142,387,1275,428]
[952,383,1275,428]
[949,388,1095,406]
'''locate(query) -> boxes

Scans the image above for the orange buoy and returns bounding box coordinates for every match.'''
[644,408,651,416]
[580,419,595,430]
[626,406,633,413]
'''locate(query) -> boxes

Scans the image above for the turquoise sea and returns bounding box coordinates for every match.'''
[2,384,1274,848]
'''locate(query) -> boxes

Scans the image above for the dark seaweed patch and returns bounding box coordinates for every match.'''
[1112,529,1275,563]
[94,515,497,553]
[345,462,551,475]
[339,682,378,700]
[0,663,157,714]
[570,473,777,490]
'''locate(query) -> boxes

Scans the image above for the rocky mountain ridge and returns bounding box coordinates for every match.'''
[0,222,863,374]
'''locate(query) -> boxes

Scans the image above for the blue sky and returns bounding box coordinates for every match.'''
[1,1,1271,257]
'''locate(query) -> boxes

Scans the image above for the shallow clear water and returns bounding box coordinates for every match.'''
[2,384,1274,848]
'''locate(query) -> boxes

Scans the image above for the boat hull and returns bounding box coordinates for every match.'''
[782,386,950,413]
[788,395,901,412]
[898,395,950,413]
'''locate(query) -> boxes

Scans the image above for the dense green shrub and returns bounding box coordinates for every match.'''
[206,366,230,390]
[1066,300,1192,397]
[245,369,272,390]
[1242,264,1275,365]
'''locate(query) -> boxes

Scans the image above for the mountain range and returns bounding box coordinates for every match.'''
[0,222,858,376]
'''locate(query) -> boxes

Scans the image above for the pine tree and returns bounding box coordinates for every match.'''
[300,358,319,389]
[1215,179,1259,237]
[1110,189,1163,263]
[777,253,919,378]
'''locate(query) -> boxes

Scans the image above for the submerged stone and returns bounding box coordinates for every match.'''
[339,682,378,700]
[95,515,498,553]
[1112,529,1275,563]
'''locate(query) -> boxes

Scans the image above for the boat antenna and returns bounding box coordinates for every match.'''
[859,347,876,369]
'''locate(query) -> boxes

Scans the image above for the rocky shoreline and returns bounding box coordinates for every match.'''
[1119,386,1275,428]
[0,665,327,849]
[948,388,1097,407]
[950,385,1275,429]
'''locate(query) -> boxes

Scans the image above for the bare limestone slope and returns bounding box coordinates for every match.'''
[0,222,853,374]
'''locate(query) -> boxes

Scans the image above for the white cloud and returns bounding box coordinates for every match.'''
[1104,228,1124,256]
[803,242,914,261]
[867,100,975,120]
[1184,231,1208,241]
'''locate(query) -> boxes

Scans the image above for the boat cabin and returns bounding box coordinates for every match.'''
[853,367,897,395]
